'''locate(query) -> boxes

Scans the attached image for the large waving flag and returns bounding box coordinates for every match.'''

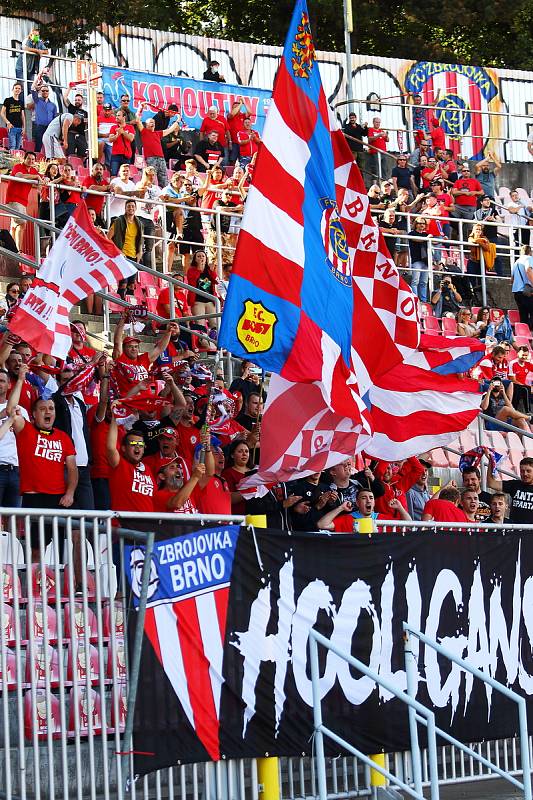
[9,202,136,359]
[219,0,419,416]
[220,0,483,486]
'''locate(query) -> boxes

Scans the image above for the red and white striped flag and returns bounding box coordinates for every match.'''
[9,202,136,359]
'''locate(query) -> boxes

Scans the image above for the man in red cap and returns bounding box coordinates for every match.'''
[112,312,179,396]
[153,459,206,514]
[68,321,97,368]
[144,425,190,481]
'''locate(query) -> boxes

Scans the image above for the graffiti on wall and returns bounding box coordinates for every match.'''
[1,14,532,161]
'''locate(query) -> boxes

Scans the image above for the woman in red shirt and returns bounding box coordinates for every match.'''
[186,251,217,333]
[199,165,228,211]
[222,439,251,515]
[109,109,135,177]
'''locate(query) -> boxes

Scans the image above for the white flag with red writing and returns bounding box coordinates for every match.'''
[9,201,136,359]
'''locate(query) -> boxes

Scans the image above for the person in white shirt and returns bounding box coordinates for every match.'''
[135,165,162,267]
[0,366,29,506]
[109,163,138,221]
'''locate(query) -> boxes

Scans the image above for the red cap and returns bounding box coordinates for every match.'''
[123,335,141,345]
[70,322,86,341]
[158,426,178,439]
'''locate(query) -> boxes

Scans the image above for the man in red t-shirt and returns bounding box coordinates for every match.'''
[451,165,483,220]
[11,395,78,556]
[429,118,446,151]
[83,163,111,224]
[5,152,40,250]
[420,156,448,189]
[5,351,38,414]
[196,444,232,515]
[422,486,468,523]
[227,97,251,163]
[109,109,136,177]
[106,415,155,513]
[111,313,179,396]
[236,118,261,166]
[200,106,230,153]
[67,321,97,368]
[97,102,116,167]
[153,459,205,514]
[510,346,533,386]
[135,103,181,188]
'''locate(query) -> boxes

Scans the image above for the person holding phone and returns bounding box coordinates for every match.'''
[430,274,462,316]
[481,378,532,432]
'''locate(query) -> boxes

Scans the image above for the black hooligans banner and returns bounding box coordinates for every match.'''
[125,526,533,776]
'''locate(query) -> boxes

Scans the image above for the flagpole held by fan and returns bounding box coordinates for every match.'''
[199,350,222,464]
[251,369,265,465]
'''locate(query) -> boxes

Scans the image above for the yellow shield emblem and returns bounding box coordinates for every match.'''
[236,300,277,354]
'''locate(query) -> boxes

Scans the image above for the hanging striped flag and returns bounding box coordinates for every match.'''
[8,202,136,360]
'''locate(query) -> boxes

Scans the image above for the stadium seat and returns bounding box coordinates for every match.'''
[471,307,481,317]
[0,648,16,690]
[30,565,59,600]
[442,317,457,335]
[445,449,460,468]
[111,683,127,731]
[106,638,127,679]
[514,322,532,339]
[424,316,440,332]
[26,603,58,643]
[138,270,159,287]
[2,566,22,602]
[102,601,125,638]
[524,437,533,455]
[66,156,83,171]
[514,336,530,349]
[24,689,61,740]
[64,601,98,642]
[459,429,477,451]
[68,687,102,735]
[0,532,24,566]
[26,642,60,688]
[508,310,520,325]
[67,642,100,684]
[2,603,15,644]
[510,450,524,473]
[489,431,508,453]
[430,448,449,467]
[507,432,525,455]
[419,302,433,318]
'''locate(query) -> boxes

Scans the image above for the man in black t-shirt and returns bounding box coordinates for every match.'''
[1,83,25,150]
[487,455,533,524]
[342,112,368,160]
[194,131,224,171]
[461,466,491,521]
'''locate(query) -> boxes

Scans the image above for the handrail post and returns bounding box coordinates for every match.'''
[425,714,440,800]
[215,207,223,280]
[309,634,328,800]
[403,632,423,798]
[427,238,434,299]
[480,248,487,307]
[518,699,532,800]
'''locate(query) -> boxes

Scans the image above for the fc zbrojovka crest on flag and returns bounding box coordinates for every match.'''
[9,202,136,360]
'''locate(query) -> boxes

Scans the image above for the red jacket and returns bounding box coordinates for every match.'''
[373,457,425,519]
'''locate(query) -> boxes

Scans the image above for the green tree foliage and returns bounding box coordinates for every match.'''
[3,0,533,69]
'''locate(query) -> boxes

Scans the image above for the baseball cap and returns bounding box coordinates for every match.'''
[70,322,86,340]
[481,194,492,201]
[103,103,112,110]
[123,335,141,345]
[158,426,178,439]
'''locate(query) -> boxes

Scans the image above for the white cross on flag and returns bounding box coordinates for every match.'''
[9,201,136,359]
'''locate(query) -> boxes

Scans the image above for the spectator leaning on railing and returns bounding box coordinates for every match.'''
[1,83,25,151]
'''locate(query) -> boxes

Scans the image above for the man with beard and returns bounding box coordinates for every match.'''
[461,466,492,521]
[5,351,38,414]
[153,459,206,514]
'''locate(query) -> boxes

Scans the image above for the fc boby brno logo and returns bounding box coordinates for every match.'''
[402,61,502,160]
[237,300,277,354]
[320,198,351,286]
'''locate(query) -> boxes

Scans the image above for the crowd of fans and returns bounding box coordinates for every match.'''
[0,30,532,545]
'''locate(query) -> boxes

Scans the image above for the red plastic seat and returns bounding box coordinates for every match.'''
[514,322,532,338]
[26,642,60,688]
[424,316,441,332]
[508,309,520,325]
[31,565,60,600]
[513,336,530,349]
[442,317,458,335]
[67,642,100,684]
[419,302,434,318]
[0,648,16,690]
[471,306,481,316]
[430,448,449,467]
[24,689,61,740]
[26,602,58,643]
[102,601,125,638]
[106,638,127,679]
[2,566,22,602]
[68,687,102,735]
[64,601,98,642]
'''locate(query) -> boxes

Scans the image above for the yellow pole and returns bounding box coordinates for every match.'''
[370,753,387,787]
[246,514,280,800]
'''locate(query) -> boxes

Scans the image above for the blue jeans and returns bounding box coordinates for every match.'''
[0,466,21,508]
[8,127,23,149]
[110,154,129,177]
[410,261,429,302]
